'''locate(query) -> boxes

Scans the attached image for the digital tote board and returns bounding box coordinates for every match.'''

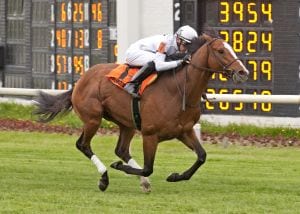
[0,0,117,90]
[47,0,117,89]
[174,0,300,117]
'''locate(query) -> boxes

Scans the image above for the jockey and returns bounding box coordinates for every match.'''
[124,25,198,97]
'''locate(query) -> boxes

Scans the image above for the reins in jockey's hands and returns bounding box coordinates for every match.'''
[182,54,191,64]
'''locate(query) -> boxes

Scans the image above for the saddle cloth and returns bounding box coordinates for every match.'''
[106,64,158,96]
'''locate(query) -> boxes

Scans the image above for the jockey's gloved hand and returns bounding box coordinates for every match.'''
[182,54,191,64]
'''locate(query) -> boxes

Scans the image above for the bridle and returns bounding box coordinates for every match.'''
[174,37,242,111]
[189,38,241,78]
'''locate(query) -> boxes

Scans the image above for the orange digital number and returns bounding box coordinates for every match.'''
[56,55,62,74]
[61,3,66,22]
[79,3,84,22]
[97,29,103,49]
[73,3,84,22]
[73,3,78,22]
[56,30,61,47]
[56,29,66,48]
[56,55,67,74]
[92,3,102,22]
[74,56,84,75]
[114,44,118,57]
[75,29,84,48]
[58,81,68,90]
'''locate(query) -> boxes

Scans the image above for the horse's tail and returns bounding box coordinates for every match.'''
[33,89,73,123]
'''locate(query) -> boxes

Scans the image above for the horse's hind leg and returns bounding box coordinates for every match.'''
[76,116,109,191]
[167,129,206,182]
[114,125,151,192]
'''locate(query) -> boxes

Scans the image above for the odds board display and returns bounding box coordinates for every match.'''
[174,0,300,116]
[0,0,117,90]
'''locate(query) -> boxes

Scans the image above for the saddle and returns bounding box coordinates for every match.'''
[106,64,158,96]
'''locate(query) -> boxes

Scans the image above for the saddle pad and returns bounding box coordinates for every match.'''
[106,64,158,95]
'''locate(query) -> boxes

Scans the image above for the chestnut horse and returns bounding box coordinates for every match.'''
[33,33,249,192]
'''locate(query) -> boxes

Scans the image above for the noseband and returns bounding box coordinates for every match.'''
[189,38,241,78]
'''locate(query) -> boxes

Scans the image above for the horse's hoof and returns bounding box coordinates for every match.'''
[98,171,109,192]
[166,172,181,182]
[140,177,151,193]
[110,161,123,170]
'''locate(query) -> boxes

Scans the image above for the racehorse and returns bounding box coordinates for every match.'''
[33,33,249,192]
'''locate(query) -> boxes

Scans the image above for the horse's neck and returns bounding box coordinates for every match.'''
[152,48,210,108]
[185,47,211,105]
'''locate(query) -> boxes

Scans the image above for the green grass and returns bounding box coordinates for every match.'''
[0,131,299,213]
[1,102,300,138]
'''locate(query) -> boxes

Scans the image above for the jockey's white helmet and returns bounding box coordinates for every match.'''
[176,25,198,43]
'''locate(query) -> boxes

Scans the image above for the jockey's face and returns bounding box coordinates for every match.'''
[176,37,188,53]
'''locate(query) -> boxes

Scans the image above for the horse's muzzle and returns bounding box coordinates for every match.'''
[233,69,249,83]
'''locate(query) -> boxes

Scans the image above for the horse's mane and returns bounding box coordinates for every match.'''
[185,37,206,54]
[186,30,220,54]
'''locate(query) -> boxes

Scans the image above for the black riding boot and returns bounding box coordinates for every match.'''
[124,62,154,98]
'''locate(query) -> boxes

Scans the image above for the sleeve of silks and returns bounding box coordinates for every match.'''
[154,52,183,72]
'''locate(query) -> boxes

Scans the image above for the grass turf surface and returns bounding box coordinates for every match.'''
[0,131,299,213]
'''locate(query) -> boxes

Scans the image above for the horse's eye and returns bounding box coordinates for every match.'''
[218,49,224,54]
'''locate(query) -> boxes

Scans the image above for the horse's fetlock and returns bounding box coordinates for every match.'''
[142,168,153,177]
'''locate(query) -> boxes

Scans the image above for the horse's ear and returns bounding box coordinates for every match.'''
[201,33,213,42]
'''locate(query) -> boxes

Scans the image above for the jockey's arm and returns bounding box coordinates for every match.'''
[153,52,182,72]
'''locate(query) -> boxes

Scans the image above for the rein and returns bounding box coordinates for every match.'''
[188,38,241,78]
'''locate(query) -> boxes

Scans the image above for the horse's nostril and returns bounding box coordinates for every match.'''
[238,70,248,76]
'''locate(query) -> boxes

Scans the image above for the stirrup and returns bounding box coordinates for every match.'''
[124,83,140,98]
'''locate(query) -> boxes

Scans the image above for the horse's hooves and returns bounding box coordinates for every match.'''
[140,177,151,193]
[141,182,151,193]
[98,171,109,192]
[110,161,123,170]
[166,172,181,182]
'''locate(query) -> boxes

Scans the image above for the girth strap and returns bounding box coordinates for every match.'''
[131,97,141,130]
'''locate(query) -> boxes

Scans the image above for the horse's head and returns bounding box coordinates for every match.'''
[202,33,249,83]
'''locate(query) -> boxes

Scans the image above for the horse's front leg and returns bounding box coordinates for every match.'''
[111,134,158,178]
[167,129,206,182]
